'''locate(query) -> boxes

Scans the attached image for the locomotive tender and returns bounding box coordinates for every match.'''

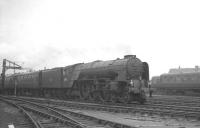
[0,55,149,103]
[151,73,200,96]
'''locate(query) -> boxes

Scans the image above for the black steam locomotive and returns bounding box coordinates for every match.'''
[0,55,149,104]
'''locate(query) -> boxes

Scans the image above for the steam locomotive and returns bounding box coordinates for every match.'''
[0,55,149,104]
[151,73,200,96]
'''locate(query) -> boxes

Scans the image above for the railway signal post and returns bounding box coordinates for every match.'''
[1,59,22,95]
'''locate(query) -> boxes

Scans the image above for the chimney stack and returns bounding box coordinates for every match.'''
[124,55,136,59]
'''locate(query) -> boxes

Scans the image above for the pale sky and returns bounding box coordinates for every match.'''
[0,0,200,78]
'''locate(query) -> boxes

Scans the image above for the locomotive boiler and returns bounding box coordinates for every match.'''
[0,55,149,104]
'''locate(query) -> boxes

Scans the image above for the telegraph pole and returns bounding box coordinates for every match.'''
[1,59,6,89]
[14,63,16,96]
[1,59,22,95]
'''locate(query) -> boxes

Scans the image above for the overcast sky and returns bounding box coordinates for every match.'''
[0,0,200,77]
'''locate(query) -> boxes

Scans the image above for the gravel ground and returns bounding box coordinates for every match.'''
[0,101,29,128]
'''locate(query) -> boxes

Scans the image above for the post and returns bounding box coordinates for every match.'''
[14,63,16,96]
[1,59,22,96]
[2,59,6,89]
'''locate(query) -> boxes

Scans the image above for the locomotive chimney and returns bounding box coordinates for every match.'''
[124,55,136,59]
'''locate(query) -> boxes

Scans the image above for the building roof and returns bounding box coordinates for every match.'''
[168,66,200,74]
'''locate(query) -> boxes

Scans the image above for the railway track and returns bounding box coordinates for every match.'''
[0,98,43,128]
[1,95,200,127]
[3,95,200,120]
[147,95,200,107]
[1,95,153,128]
[0,97,89,128]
